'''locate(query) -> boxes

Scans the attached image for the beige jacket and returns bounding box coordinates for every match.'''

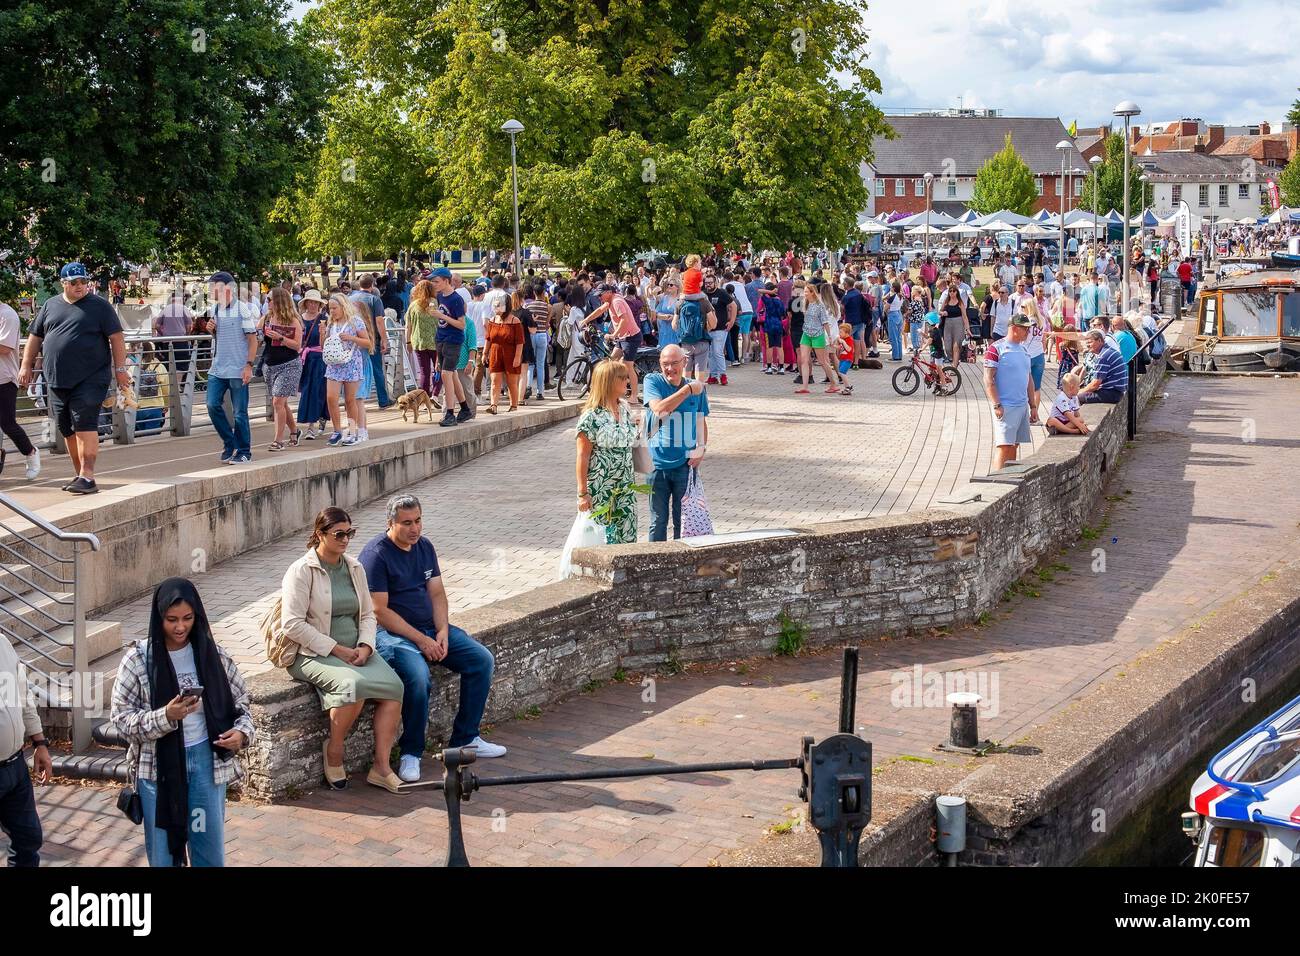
[280,549,376,665]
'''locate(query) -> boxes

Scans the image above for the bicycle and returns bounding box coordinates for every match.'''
[891,347,962,397]
[557,328,661,401]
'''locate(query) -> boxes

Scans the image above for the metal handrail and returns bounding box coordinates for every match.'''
[0,492,101,752]
[0,536,69,586]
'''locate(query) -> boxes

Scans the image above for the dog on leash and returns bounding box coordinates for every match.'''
[396,389,437,423]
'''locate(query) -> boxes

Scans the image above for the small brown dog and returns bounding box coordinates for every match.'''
[397,389,436,423]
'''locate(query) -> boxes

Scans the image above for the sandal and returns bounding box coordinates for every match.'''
[289,428,302,447]
[485,405,498,415]
[507,405,518,412]
[794,388,811,394]
[824,386,840,394]
[267,441,287,452]
[366,768,407,794]
[323,741,347,790]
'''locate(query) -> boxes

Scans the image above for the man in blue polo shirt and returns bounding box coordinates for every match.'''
[429,267,470,427]
[1079,329,1128,404]
[203,272,258,464]
[360,493,503,783]
[983,313,1039,469]
[643,344,709,541]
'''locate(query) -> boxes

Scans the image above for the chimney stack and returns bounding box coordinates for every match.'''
[1260,121,1271,136]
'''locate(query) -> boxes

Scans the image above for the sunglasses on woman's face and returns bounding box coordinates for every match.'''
[328,528,357,542]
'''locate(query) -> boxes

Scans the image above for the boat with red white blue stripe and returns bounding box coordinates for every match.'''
[1182,694,1300,866]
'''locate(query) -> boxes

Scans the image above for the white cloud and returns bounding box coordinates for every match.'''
[866,0,1298,127]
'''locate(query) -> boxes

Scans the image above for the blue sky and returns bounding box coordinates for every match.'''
[286,0,1298,129]
[866,0,1297,128]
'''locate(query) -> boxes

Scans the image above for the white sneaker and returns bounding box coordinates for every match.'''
[465,736,507,759]
[24,449,40,480]
[397,755,421,783]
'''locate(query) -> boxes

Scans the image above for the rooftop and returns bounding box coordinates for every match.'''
[869,115,1087,176]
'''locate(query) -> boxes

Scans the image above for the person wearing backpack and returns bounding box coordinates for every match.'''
[110,577,255,866]
[275,506,405,793]
[760,283,787,373]
[673,270,715,382]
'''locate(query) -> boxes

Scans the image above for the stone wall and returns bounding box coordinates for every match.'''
[241,359,1168,801]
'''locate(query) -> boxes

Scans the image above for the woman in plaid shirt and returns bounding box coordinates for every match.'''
[111,577,255,867]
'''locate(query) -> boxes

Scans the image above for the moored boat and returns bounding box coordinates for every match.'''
[1180,267,1300,372]
[1182,694,1300,866]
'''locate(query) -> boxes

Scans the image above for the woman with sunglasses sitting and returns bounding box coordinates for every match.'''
[280,507,406,793]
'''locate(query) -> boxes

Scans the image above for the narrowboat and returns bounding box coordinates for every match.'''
[1182,694,1300,867]
[1182,265,1300,372]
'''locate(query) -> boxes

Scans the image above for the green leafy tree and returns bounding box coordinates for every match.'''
[1287,88,1300,129]
[301,0,889,263]
[969,134,1037,216]
[1076,132,1145,218]
[1279,151,1300,209]
[0,0,329,291]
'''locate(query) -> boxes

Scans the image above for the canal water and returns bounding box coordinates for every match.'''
[1081,665,1300,866]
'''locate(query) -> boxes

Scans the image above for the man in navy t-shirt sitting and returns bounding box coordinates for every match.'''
[359,494,504,783]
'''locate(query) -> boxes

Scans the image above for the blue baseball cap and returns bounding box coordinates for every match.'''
[208,271,235,284]
[430,267,453,280]
[60,262,90,281]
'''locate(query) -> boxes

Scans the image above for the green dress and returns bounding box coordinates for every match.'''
[577,401,639,545]
[287,557,404,710]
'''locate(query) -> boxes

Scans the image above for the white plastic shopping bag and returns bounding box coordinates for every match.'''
[557,512,608,580]
[681,467,714,537]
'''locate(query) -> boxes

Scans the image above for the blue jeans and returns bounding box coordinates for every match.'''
[369,349,391,407]
[887,314,904,360]
[649,462,691,541]
[376,625,495,755]
[206,376,250,457]
[138,742,227,867]
[0,752,42,866]
[1030,353,1045,391]
[909,321,921,352]
[708,330,728,378]
[529,333,549,393]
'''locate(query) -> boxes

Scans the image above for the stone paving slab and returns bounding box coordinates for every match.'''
[16,372,1299,866]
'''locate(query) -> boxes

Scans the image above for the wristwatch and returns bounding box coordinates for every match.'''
[30,737,48,749]
[113,364,129,374]
[992,403,1003,410]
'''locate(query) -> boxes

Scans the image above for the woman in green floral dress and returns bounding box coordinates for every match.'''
[575,357,641,544]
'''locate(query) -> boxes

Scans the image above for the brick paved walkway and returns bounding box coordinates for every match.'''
[102,355,1041,675]
[17,373,1300,866]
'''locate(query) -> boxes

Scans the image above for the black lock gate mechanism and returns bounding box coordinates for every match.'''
[426,647,872,867]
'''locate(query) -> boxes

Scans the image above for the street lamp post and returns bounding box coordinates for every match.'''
[1056,140,1071,276]
[1114,101,1141,315]
[500,119,524,277]
[1089,154,1102,258]
[923,171,934,263]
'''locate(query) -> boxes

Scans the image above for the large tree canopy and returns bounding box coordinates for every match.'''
[0,0,329,291]
[297,0,887,262]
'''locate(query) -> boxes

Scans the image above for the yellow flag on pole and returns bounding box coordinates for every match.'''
[1068,119,1078,137]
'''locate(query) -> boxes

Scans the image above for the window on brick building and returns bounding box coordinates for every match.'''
[914,178,924,196]
[1035,178,1043,195]
[1074,178,1083,196]
[1054,178,1062,196]
[875,179,885,197]
[895,178,904,197]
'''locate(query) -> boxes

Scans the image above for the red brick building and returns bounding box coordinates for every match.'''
[862,115,1089,218]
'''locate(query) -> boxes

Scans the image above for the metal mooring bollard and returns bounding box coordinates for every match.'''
[947,692,982,749]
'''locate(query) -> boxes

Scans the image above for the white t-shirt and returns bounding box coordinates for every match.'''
[467,300,491,345]
[990,298,1016,337]
[725,281,753,314]
[1050,391,1080,423]
[0,303,21,386]
[166,643,208,748]
[455,287,472,311]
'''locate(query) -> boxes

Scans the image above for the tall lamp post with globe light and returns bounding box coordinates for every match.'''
[1056,140,1072,276]
[501,119,524,276]
[923,171,934,264]
[1113,101,1141,315]
[1089,154,1102,257]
